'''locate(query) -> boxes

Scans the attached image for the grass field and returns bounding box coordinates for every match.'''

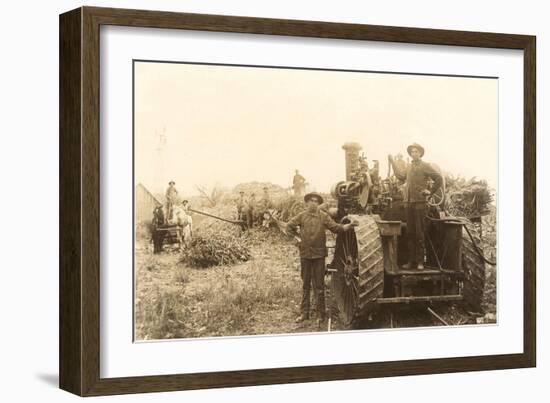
[135,213,497,341]
[135,228,348,340]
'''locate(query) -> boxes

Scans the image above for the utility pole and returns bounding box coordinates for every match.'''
[155,127,167,194]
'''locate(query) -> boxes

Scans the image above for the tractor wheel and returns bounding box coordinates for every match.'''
[461,225,486,313]
[330,214,384,327]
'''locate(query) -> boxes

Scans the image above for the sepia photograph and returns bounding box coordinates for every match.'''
[133,60,498,341]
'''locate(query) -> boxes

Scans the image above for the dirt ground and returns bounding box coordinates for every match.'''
[135,218,497,341]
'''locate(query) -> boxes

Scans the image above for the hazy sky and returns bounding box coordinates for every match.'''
[134,61,498,196]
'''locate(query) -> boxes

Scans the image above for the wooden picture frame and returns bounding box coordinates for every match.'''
[59,6,536,396]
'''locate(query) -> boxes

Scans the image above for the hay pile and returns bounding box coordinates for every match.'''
[181,226,250,268]
[272,195,305,221]
[445,175,494,218]
[232,182,288,199]
[230,182,308,221]
[271,193,334,221]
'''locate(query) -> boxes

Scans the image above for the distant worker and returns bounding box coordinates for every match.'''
[173,201,193,248]
[181,199,190,214]
[389,143,442,270]
[165,181,178,221]
[152,205,165,227]
[259,187,273,212]
[151,205,165,254]
[292,169,306,197]
[259,187,274,228]
[245,193,257,229]
[286,192,357,327]
[236,191,246,222]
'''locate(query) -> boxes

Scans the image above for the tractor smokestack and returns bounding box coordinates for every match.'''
[342,142,362,181]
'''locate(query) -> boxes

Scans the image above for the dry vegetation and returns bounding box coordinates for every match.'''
[480,209,497,318]
[135,223,344,340]
[445,175,494,218]
[136,181,497,340]
[180,227,251,268]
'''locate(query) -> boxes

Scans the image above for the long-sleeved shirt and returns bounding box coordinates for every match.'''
[286,210,346,259]
[394,159,443,203]
[165,186,178,202]
[236,196,246,210]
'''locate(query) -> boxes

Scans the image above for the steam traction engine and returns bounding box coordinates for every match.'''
[329,143,486,326]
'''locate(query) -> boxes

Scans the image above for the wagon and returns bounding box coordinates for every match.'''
[151,224,183,253]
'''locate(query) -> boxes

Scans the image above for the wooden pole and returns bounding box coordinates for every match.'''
[427,307,450,326]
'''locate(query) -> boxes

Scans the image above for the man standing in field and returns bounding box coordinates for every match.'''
[259,187,275,228]
[151,205,166,254]
[259,187,272,213]
[390,143,443,270]
[245,193,257,229]
[236,191,246,221]
[173,201,193,248]
[286,192,357,327]
[292,169,306,197]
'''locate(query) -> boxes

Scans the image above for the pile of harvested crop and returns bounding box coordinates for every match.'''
[181,227,251,268]
[272,195,305,221]
[271,194,333,221]
[445,175,494,218]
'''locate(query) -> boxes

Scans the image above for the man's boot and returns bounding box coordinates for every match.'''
[317,313,327,329]
[296,288,310,323]
[401,262,417,270]
[315,289,326,329]
[295,312,309,323]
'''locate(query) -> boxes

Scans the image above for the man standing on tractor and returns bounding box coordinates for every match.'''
[292,169,306,197]
[390,143,443,270]
[286,192,357,327]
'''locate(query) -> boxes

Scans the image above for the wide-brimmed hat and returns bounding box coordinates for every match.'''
[407,143,425,158]
[304,192,324,204]
[181,199,188,204]
[168,181,175,185]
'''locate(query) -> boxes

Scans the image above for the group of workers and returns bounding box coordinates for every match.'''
[164,181,190,222]
[236,187,273,229]
[160,182,190,222]
[151,181,192,253]
[235,168,308,228]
